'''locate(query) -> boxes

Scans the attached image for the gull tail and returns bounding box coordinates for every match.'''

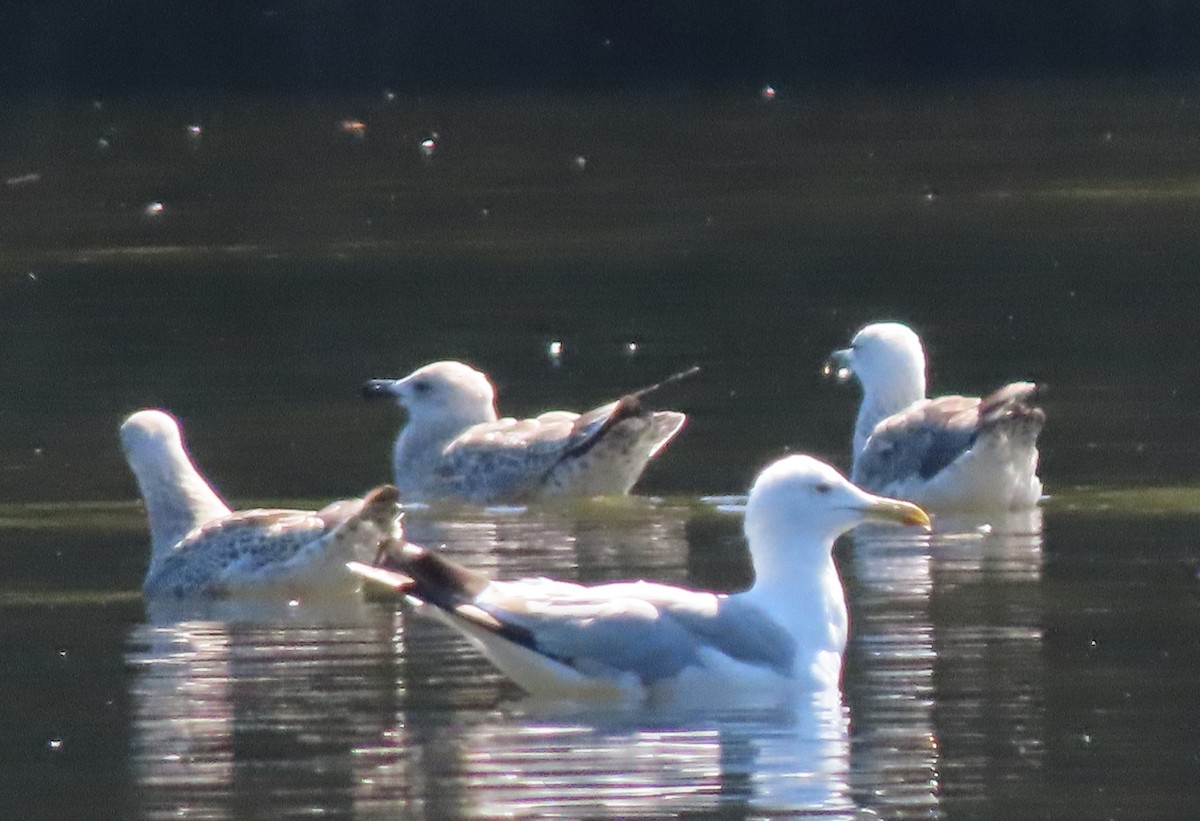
[978,382,1045,442]
[555,365,699,463]
[348,541,544,653]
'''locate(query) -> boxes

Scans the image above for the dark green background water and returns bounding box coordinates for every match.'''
[2,81,1199,818]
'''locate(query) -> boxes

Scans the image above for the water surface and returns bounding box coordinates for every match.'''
[2,80,1200,818]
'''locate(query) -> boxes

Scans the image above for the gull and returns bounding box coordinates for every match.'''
[349,454,930,705]
[120,409,401,598]
[826,321,1044,510]
[361,361,692,504]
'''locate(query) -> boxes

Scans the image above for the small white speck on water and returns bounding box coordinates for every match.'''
[572,155,587,171]
[547,340,564,361]
[383,89,396,103]
[288,599,300,608]
[26,271,37,281]
[48,738,64,751]
[760,85,777,101]
[96,136,111,151]
[185,123,202,140]
[976,523,993,535]
[419,137,437,159]
[144,201,165,218]
[625,342,638,355]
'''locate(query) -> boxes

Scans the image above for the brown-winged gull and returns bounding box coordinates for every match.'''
[361,361,690,505]
[826,322,1044,511]
[349,454,930,705]
[120,409,402,598]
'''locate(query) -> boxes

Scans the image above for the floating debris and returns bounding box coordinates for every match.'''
[339,119,367,138]
[761,85,777,101]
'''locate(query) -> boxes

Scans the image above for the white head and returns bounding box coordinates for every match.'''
[743,454,930,582]
[827,323,928,458]
[120,409,189,478]
[362,361,498,428]
[120,409,230,560]
[829,322,926,398]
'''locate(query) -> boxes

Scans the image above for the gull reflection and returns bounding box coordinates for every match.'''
[353,683,857,818]
[399,499,694,585]
[127,599,396,819]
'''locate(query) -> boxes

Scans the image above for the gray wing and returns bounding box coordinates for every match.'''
[477,583,797,683]
[368,540,795,682]
[853,382,1042,492]
[852,395,981,492]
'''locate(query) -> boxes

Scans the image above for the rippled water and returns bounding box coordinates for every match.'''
[3,81,1200,818]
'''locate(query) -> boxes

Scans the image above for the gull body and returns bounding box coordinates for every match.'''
[828,322,1044,511]
[362,361,687,504]
[121,409,401,598]
[350,454,930,706]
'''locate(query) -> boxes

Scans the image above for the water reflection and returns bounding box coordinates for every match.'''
[353,690,856,818]
[127,600,396,819]
[928,510,1046,815]
[399,498,695,584]
[117,502,1047,819]
[845,509,1045,818]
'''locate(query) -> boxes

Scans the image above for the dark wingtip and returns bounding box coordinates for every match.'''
[630,364,701,401]
[364,484,401,507]
[979,382,1045,436]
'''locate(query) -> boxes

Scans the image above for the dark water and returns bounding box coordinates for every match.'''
[2,80,1200,818]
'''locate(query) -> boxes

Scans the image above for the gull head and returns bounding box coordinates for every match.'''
[825,322,926,395]
[120,409,186,473]
[744,454,930,551]
[362,360,497,425]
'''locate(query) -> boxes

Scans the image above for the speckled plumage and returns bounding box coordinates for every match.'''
[363,362,687,504]
[121,409,402,599]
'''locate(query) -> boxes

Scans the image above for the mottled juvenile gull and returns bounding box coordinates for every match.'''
[349,454,930,704]
[361,361,691,504]
[826,322,1044,511]
[121,409,401,598]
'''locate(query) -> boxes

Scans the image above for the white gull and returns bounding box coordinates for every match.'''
[361,361,690,505]
[349,454,930,705]
[827,321,1044,511]
[120,409,401,599]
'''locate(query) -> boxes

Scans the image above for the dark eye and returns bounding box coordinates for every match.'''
[412,380,432,395]
[815,483,833,494]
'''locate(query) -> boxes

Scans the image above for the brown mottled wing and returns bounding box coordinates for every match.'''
[853,395,982,492]
[146,509,333,596]
[435,412,585,502]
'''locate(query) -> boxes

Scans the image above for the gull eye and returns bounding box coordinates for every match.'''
[815,482,833,495]
[412,380,432,396]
